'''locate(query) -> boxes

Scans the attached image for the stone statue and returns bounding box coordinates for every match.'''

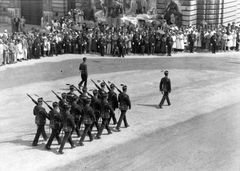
[164,0,182,26]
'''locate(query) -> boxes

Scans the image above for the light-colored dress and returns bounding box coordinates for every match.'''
[197,32,202,48]
[172,35,176,49]
[227,34,233,47]
[179,34,184,50]
[0,44,3,64]
[176,35,180,49]
[232,33,237,47]
[17,43,24,60]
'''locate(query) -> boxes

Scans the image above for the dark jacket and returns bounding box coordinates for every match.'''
[49,109,62,129]
[101,100,114,118]
[33,105,49,125]
[108,90,118,110]
[82,106,95,124]
[160,77,171,92]
[118,92,131,111]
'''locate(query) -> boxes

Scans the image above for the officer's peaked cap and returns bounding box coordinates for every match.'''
[38,98,43,102]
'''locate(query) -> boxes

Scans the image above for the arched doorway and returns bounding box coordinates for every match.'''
[68,0,76,12]
[21,0,43,25]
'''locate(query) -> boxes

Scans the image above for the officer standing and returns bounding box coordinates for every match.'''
[79,98,95,146]
[159,70,171,109]
[45,102,62,150]
[32,98,50,146]
[58,104,76,154]
[78,57,88,88]
[116,85,131,132]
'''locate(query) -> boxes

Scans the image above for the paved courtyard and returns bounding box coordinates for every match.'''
[0,52,240,171]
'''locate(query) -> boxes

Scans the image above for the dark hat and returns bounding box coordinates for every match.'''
[72,95,78,101]
[83,97,91,104]
[83,57,87,60]
[93,89,98,94]
[37,97,43,102]
[52,102,59,107]
[61,92,67,98]
[63,103,71,109]
[164,70,169,75]
[122,85,127,91]
[102,93,108,98]
[100,82,105,87]
[70,85,74,89]
[110,83,115,88]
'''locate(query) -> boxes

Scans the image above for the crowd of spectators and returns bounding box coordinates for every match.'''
[0,8,240,66]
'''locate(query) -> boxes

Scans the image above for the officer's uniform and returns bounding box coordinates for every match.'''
[59,104,76,154]
[108,84,118,125]
[90,90,101,131]
[159,70,171,108]
[79,98,95,146]
[70,96,82,137]
[32,98,50,146]
[67,85,78,104]
[96,93,114,139]
[45,102,62,150]
[116,85,131,131]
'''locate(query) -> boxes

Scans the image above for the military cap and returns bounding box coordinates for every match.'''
[100,82,105,87]
[38,97,43,102]
[61,92,67,98]
[102,93,108,98]
[122,85,127,91]
[52,102,59,107]
[70,85,74,89]
[63,103,71,109]
[110,83,115,88]
[93,89,98,94]
[72,95,78,101]
[164,70,169,75]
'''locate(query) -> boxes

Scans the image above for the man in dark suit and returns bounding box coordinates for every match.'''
[211,33,217,54]
[188,31,195,53]
[108,84,118,125]
[159,70,171,109]
[166,33,173,56]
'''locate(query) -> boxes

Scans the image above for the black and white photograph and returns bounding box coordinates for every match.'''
[0,0,240,170]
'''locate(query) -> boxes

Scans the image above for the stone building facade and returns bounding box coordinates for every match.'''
[0,0,240,26]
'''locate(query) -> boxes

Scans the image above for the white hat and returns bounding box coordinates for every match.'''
[4,30,7,33]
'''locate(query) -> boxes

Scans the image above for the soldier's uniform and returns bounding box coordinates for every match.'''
[70,96,82,137]
[45,102,62,150]
[58,104,76,154]
[90,90,101,131]
[32,98,50,146]
[67,85,78,105]
[79,98,95,146]
[159,70,171,108]
[108,84,118,125]
[116,85,131,131]
[96,93,114,139]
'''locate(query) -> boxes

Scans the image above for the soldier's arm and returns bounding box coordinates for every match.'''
[159,79,163,91]
[43,109,50,120]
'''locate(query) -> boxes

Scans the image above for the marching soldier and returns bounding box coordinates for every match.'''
[90,89,101,131]
[67,85,78,105]
[45,102,62,150]
[58,104,76,154]
[32,98,50,146]
[95,93,114,139]
[159,70,171,109]
[70,96,82,137]
[59,93,68,111]
[116,85,131,131]
[99,82,107,99]
[108,84,118,125]
[79,98,95,146]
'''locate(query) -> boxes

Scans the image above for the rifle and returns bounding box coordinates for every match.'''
[103,80,111,91]
[107,81,122,93]
[26,93,38,105]
[91,79,101,90]
[35,94,53,111]
[52,90,62,101]
[66,84,83,95]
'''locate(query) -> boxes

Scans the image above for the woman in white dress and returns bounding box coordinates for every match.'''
[179,31,185,51]
[232,30,237,50]
[17,39,24,61]
[197,29,202,49]
[176,32,180,51]
[227,32,233,51]
[172,33,176,52]
[0,40,3,65]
